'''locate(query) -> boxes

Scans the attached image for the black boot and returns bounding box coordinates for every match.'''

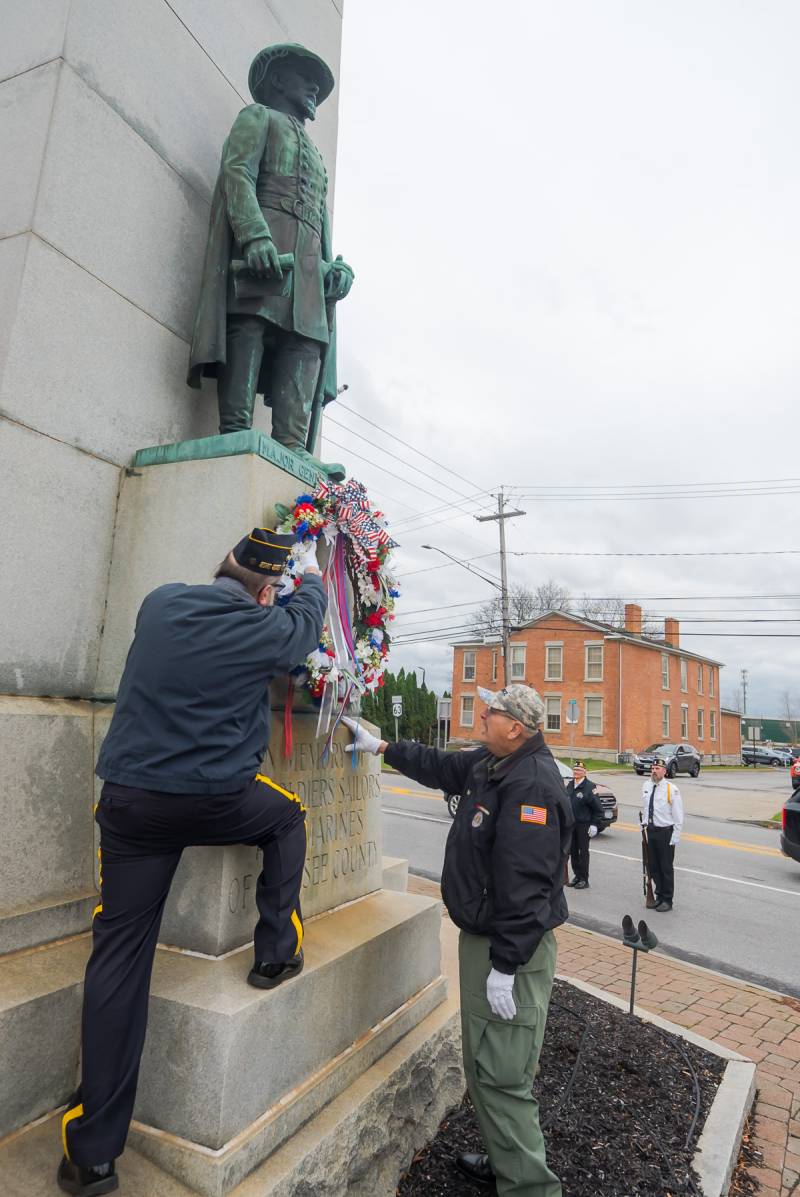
[57,1157,118,1196]
[248,949,304,990]
[455,1152,495,1187]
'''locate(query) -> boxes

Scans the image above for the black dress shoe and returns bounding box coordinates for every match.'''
[572,879,589,890]
[455,1152,495,1187]
[248,949,304,989]
[655,901,673,912]
[57,1156,118,1196]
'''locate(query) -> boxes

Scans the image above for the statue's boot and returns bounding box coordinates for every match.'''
[270,339,345,481]
[218,316,263,433]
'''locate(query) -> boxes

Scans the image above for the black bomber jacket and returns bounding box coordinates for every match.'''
[384,733,574,974]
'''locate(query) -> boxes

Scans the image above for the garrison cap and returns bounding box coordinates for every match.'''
[652,756,668,768]
[232,528,294,576]
[477,684,544,732]
[249,43,335,106]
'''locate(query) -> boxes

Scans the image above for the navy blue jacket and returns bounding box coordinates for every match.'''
[385,733,573,973]
[96,574,326,794]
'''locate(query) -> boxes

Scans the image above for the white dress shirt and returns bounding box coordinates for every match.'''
[641,778,684,845]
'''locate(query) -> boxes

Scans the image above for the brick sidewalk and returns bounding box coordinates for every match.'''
[408,876,800,1196]
[554,922,800,1196]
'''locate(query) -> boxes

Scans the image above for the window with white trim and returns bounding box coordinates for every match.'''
[697,708,704,740]
[710,709,717,740]
[461,695,474,727]
[491,650,498,682]
[585,696,603,736]
[545,696,561,733]
[697,664,703,694]
[680,659,688,692]
[545,643,563,681]
[680,704,689,738]
[585,642,604,681]
[510,645,526,680]
[661,653,670,690]
[662,703,670,738]
[709,669,715,698]
[463,650,476,681]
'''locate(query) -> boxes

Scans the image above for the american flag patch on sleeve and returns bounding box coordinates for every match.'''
[520,805,547,825]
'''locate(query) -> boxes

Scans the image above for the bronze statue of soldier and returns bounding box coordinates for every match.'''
[187,44,354,480]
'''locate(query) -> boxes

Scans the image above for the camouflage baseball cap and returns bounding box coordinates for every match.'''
[477,685,544,731]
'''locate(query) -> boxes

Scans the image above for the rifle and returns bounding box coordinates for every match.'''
[640,819,656,908]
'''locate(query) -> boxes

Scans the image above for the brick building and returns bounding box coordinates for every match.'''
[450,604,738,762]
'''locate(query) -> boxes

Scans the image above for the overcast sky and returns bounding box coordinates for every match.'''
[322,0,800,718]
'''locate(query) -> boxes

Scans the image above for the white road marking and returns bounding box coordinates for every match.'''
[590,847,800,899]
[383,806,451,826]
[381,806,800,898]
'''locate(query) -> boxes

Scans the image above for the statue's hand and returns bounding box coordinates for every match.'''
[324,254,355,302]
[244,236,283,279]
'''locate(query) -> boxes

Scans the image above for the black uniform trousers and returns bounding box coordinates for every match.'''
[647,824,675,905]
[62,774,307,1168]
[569,824,591,883]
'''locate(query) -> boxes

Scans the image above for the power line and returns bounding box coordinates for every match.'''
[324,413,476,500]
[511,549,800,558]
[321,434,462,506]
[506,475,800,491]
[335,398,479,491]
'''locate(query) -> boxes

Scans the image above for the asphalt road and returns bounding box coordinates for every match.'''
[380,767,800,998]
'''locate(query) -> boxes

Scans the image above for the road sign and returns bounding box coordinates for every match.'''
[566,699,579,725]
[392,702,402,718]
[437,698,452,721]
[391,695,403,706]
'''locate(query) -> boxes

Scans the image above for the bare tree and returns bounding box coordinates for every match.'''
[467,580,572,639]
[578,594,626,627]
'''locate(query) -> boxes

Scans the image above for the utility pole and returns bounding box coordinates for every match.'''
[740,668,749,715]
[476,489,525,686]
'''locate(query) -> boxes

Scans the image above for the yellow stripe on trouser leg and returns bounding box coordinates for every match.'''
[92,846,103,920]
[255,773,307,813]
[61,1102,84,1160]
[291,910,303,954]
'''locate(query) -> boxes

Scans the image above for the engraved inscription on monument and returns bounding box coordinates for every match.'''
[265,734,382,919]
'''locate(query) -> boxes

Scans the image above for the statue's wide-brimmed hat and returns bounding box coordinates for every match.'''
[249,43,335,106]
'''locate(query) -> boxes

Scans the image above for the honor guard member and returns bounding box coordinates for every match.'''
[57,529,327,1196]
[565,762,605,889]
[343,685,572,1197]
[640,756,684,912]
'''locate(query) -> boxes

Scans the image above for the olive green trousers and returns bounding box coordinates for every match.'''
[459,929,562,1197]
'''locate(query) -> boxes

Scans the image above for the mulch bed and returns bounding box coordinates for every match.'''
[398,979,751,1197]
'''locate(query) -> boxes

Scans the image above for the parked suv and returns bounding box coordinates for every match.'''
[789,758,800,790]
[742,744,792,767]
[633,743,702,778]
[781,792,800,864]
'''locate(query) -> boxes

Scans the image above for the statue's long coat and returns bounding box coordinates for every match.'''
[187,104,337,404]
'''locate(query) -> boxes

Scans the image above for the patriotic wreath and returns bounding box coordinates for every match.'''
[276,479,400,727]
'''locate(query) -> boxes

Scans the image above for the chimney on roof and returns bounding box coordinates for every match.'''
[664,617,680,647]
[624,603,643,636]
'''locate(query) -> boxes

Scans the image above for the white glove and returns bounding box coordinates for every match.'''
[670,831,680,847]
[588,825,598,839]
[342,715,382,755]
[486,968,516,1020]
[290,538,319,575]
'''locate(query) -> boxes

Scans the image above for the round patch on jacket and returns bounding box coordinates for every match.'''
[472,811,484,828]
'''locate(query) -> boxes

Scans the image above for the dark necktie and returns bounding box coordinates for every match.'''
[648,782,657,825]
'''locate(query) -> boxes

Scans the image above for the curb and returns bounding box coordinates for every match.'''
[559,976,757,1197]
